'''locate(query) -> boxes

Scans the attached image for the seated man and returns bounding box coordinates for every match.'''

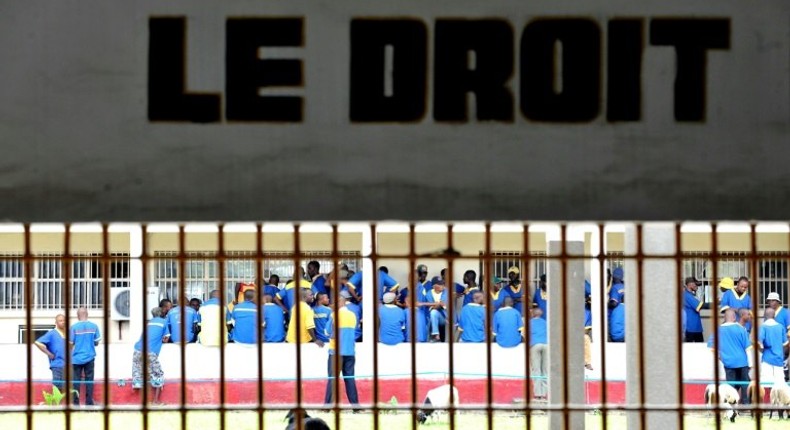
[262,294,286,342]
[230,289,260,344]
[493,297,524,348]
[456,291,486,343]
[379,292,406,345]
[166,300,199,344]
[425,276,448,342]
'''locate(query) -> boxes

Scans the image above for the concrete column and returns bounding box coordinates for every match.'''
[625,224,679,430]
[548,240,585,430]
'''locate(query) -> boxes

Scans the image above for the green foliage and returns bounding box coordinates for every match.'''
[41,386,78,406]
[389,396,399,407]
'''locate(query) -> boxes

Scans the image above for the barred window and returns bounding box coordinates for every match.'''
[480,251,547,291]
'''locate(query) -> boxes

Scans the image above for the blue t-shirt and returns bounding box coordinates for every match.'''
[683,290,704,333]
[399,279,432,304]
[36,329,66,369]
[720,290,752,332]
[262,303,286,342]
[167,305,199,343]
[529,317,547,347]
[458,303,486,342]
[717,322,750,368]
[313,305,332,342]
[609,281,625,305]
[532,288,547,319]
[493,307,524,348]
[462,287,482,307]
[758,319,788,367]
[263,284,280,299]
[504,283,526,314]
[134,317,170,355]
[379,304,406,345]
[584,307,592,329]
[327,307,357,356]
[231,300,260,344]
[69,320,101,365]
[345,302,363,340]
[773,307,790,332]
[609,303,625,342]
[312,276,328,296]
[276,279,313,316]
[347,270,400,301]
[584,280,591,300]
[405,308,428,342]
[489,289,511,316]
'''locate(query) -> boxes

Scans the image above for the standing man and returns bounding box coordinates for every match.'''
[682,276,708,342]
[262,294,286,342]
[313,293,333,344]
[455,291,485,343]
[493,297,524,348]
[198,290,231,346]
[757,307,789,386]
[132,307,170,403]
[324,293,359,407]
[230,289,260,344]
[399,265,430,305]
[275,267,312,318]
[461,270,482,307]
[718,309,752,404]
[765,292,790,333]
[531,274,547,319]
[379,292,406,345]
[308,261,328,297]
[264,275,281,298]
[35,314,67,392]
[286,289,324,346]
[529,308,548,400]
[504,266,525,314]
[608,302,626,343]
[167,300,199,344]
[721,276,752,333]
[189,298,202,343]
[70,307,101,406]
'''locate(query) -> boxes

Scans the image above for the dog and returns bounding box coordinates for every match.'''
[417,384,460,424]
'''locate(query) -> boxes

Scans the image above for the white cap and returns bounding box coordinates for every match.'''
[766,292,782,303]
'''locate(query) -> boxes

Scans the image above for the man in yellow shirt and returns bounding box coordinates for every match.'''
[286,289,324,346]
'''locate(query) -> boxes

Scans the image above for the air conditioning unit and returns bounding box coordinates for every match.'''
[110,287,131,321]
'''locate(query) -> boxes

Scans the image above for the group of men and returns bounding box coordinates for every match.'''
[35,308,102,406]
[682,275,790,404]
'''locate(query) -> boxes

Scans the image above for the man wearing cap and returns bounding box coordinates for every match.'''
[456,290,486,343]
[504,266,526,314]
[425,276,449,342]
[532,274,547,319]
[399,265,431,305]
[379,292,406,345]
[721,277,752,333]
[682,277,709,342]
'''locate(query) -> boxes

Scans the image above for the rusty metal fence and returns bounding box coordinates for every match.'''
[1,222,789,429]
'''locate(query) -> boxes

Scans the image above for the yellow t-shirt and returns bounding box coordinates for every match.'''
[286,302,315,343]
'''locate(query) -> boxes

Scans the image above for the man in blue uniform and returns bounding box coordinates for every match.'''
[347,268,400,303]
[456,291,485,342]
[262,294,286,342]
[404,296,428,343]
[718,308,752,403]
[263,275,280,299]
[313,293,332,344]
[609,302,626,342]
[489,279,511,317]
[440,268,466,303]
[461,270,482,307]
[493,297,524,348]
[721,276,752,333]
[399,265,430,305]
[132,307,170,403]
[308,261,328,297]
[682,276,709,342]
[532,274,547,319]
[609,268,625,307]
[343,290,363,341]
[379,292,406,345]
[35,314,67,391]
[504,266,526,314]
[425,276,448,342]
[758,307,789,386]
[230,289,260,344]
[324,294,359,407]
[167,301,199,344]
[529,308,548,399]
[70,308,101,406]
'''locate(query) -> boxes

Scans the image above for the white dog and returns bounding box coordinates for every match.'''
[703,383,739,422]
[417,384,459,424]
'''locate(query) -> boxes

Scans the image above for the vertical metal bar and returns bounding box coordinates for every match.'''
[446,224,456,430]
[23,224,33,430]
[711,223,721,430]
[635,224,646,430]
[674,224,685,430]
[597,224,608,430]
[177,225,187,430]
[331,224,341,430]
[750,223,762,430]
[101,224,111,424]
[371,224,380,429]
[293,224,303,430]
[255,223,264,430]
[522,223,531,430]
[218,224,228,430]
[141,225,150,425]
[408,223,417,430]
[64,224,73,430]
[483,223,493,430]
[560,224,569,430]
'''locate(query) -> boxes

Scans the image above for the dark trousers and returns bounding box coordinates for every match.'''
[73,360,95,405]
[725,366,750,404]
[324,355,359,405]
[684,331,704,343]
[51,367,65,393]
